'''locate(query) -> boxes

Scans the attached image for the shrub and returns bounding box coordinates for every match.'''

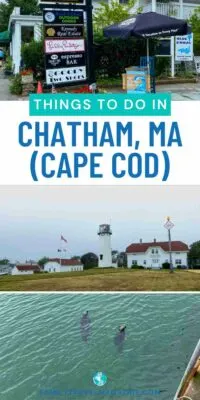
[4,56,12,72]
[94,36,147,78]
[155,57,170,77]
[192,265,200,270]
[21,40,45,78]
[9,74,22,95]
[162,262,170,269]
[131,265,144,269]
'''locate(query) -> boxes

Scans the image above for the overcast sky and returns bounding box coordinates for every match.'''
[0,186,199,262]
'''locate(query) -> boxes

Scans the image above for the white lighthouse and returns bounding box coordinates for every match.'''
[98,224,112,268]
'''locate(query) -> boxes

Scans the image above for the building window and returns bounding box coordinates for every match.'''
[175,259,182,265]
[155,249,158,254]
[144,261,146,265]
[153,259,159,263]
[54,268,56,272]
[151,249,154,254]
[132,260,138,265]
[100,254,103,260]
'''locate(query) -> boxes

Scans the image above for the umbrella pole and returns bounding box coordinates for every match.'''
[146,38,150,92]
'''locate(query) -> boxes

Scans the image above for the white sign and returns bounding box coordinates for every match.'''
[45,39,85,54]
[164,220,174,230]
[175,33,193,61]
[46,66,86,84]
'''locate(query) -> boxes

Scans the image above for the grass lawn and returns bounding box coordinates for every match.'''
[0,269,200,291]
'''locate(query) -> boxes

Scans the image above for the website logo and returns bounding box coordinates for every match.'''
[93,372,107,386]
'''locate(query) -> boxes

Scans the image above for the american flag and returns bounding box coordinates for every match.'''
[61,235,67,243]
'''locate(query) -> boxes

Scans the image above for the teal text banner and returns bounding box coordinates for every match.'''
[29,93,171,117]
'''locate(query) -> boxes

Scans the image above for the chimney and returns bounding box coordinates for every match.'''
[154,238,156,243]
[140,239,142,244]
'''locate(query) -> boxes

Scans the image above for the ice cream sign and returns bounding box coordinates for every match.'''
[175,33,193,61]
[45,39,85,53]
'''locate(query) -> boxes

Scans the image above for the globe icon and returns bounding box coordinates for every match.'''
[93,372,107,386]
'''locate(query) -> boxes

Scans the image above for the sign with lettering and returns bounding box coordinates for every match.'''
[45,52,86,68]
[175,33,193,61]
[45,39,85,54]
[43,10,84,25]
[46,66,87,84]
[40,0,84,3]
[44,25,84,39]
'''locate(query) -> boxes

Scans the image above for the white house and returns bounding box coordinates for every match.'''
[8,7,42,74]
[11,264,40,275]
[126,239,189,269]
[44,258,83,273]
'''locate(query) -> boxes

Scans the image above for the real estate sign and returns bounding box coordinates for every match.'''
[45,25,84,39]
[175,33,193,61]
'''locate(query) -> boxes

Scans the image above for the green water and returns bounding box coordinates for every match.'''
[0,294,200,400]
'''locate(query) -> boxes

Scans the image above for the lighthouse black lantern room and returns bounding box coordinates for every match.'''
[98,224,112,268]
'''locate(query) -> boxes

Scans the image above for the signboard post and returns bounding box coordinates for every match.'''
[175,33,193,61]
[164,217,175,273]
[39,0,95,88]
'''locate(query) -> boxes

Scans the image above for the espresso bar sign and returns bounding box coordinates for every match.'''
[45,25,84,39]
[46,66,87,85]
[43,10,84,25]
[45,52,86,69]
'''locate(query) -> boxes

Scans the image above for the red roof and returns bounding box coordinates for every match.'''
[47,258,82,266]
[126,241,189,253]
[16,264,40,271]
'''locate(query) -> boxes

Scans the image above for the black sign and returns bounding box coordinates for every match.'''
[45,52,86,69]
[43,10,84,25]
[44,25,84,39]
[40,0,84,3]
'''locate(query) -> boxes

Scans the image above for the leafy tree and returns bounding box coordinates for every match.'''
[188,241,200,267]
[0,259,9,265]
[189,8,200,55]
[93,0,138,34]
[0,0,40,32]
[38,257,49,268]
[81,252,98,269]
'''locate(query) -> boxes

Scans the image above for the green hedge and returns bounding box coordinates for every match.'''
[94,36,147,78]
[162,262,170,269]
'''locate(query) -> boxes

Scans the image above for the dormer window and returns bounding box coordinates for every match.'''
[152,249,154,254]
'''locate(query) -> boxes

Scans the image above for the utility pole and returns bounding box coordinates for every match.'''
[164,217,175,273]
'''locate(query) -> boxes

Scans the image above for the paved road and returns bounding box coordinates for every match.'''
[157,82,200,100]
[0,68,19,100]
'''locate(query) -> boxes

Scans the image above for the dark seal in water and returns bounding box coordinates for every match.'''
[80,311,91,343]
[114,325,126,352]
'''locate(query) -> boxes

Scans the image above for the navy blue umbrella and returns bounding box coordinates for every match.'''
[104,12,189,77]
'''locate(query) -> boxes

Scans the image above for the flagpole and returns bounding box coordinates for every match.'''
[60,234,62,267]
